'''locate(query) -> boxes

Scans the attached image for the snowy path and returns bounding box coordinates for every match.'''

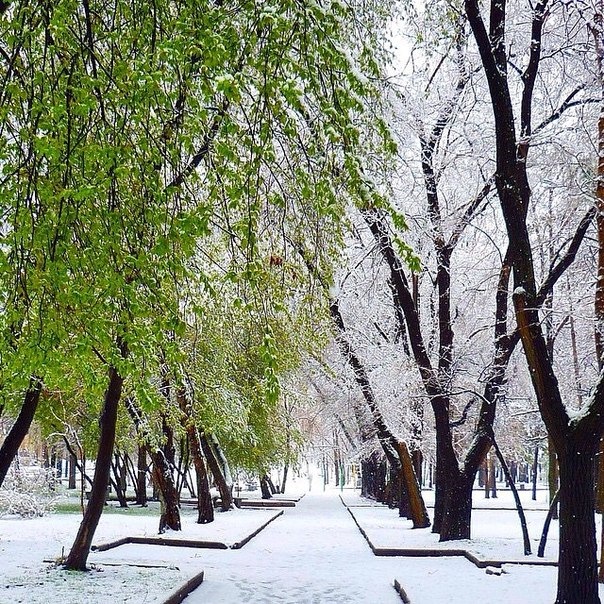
[183,491,404,604]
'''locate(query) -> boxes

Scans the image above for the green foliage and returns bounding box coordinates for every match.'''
[0,0,398,467]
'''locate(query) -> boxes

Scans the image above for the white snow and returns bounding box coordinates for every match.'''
[1,483,604,603]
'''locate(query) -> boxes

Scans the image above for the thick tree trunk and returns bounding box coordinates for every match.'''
[150,448,181,533]
[396,440,430,528]
[0,379,42,489]
[260,474,273,499]
[556,445,600,604]
[439,471,472,542]
[411,449,423,488]
[64,362,124,570]
[187,427,213,524]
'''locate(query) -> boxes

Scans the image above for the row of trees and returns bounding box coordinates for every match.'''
[3,1,604,602]
[304,2,604,603]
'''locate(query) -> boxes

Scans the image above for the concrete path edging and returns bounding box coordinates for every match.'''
[341,495,558,569]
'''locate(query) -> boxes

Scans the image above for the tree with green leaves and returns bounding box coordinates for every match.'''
[0,0,397,570]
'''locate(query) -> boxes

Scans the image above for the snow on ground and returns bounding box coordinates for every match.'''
[343,489,561,562]
[1,483,603,603]
[0,499,282,604]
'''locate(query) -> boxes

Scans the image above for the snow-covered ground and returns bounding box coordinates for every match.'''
[1,483,603,603]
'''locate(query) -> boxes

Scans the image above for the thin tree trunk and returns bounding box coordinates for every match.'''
[62,437,93,489]
[68,452,77,490]
[532,445,539,501]
[538,489,560,558]
[489,452,497,498]
[110,453,128,508]
[64,354,125,570]
[125,397,178,520]
[136,445,147,507]
[491,433,531,555]
[548,437,559,520]
[281,462,289,494]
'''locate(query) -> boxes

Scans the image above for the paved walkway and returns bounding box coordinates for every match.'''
[184,491,404,603]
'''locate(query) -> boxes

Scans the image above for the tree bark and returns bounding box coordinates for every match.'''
[64,355,125,570]
[0,378,42,489]
[557,442,600,603]
[200,432,232,511]
[136,445,147,506]
[260,474,272,499]
[150,448,181,533]
[548,437,559,520]
[68,452,77,490]
[329,297,430,528]
[124,396,180,529]
[281,462,289,493]
[188,427,213,524]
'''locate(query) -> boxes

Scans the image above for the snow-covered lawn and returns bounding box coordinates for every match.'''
[0,498,285,604]
[343,489,561,562]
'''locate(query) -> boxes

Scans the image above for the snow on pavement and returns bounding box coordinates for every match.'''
[183,491,403,604]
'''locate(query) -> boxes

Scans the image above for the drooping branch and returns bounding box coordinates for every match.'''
[167,100,229,189]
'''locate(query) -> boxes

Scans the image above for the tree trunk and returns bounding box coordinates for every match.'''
[548,437,559,520]
[0,379,42,489]
[489,451,497,498]
[64,361,124,570]
[556,445,600,604]
[260,474,272,499]
[532,445,539,501]
[68,452,77,490]
[396,440,430,528]
[200,432,232,511]
[411,449,423,488]
[187,427,213,524]
[439,473,473,541]
[281,462,289,493]
[150,448,181,533]
[124,396,180,527]
[135,445,147,506]
[110,453,128,508]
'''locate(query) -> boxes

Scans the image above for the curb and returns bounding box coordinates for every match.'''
[93,510,284,553]
[231,510,284,549]
[393,579,411,603]
[160,570,205,604]
[345,504,557,569]
[92,536,228,552]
